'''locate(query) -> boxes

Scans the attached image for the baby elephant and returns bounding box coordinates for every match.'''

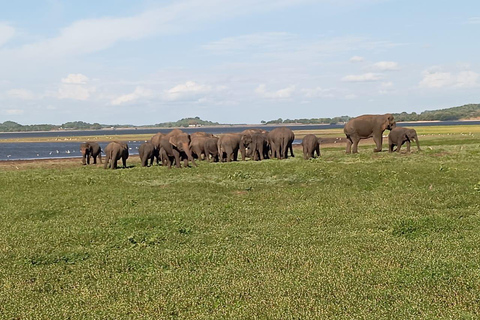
[104,141,129,169]
[80,141,102,165]
[301,134,321,159]
[388,127,421,153]
[138,141,155,167]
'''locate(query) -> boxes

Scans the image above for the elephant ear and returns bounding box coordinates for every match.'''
[169,136,178,148]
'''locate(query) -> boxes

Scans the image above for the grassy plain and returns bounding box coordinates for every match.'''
[0,126,479,319]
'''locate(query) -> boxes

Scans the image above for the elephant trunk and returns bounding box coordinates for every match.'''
[182,143,197,167]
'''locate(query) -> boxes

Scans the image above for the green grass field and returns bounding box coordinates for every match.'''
[1,127,479,319]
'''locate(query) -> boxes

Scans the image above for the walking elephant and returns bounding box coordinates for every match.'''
[190,136,209,160]
[218,133,241,162]
[150,132,165,165]
[159,129,196,168]
[301,134,321,159]
[139,141,155,167]
[239,129,268,160]
[104,141,129,169]
[267,127,295,159]
[388,127,421,153]
[80,141,102,165]
[344,114,396,153]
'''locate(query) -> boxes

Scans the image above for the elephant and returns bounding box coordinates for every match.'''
[388,127,421,153]
[204,136,220,162]
[80,141,102,165]
[150,132,165,165]
[239,128,268,160]
[104,141,129,169]
[218,133,241,162]
[159,129,196,168]
[301,134,321,159]
[241,132,269,161]
[191,131,215,139]
[190,135,209,160]
[267,127,295,159]
[343,114,396,153]
[138,141,155,167]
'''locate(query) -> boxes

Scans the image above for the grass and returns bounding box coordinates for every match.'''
[0,129,479,319]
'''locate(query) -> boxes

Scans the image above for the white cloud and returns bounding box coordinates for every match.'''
[62,74,89,84]
[373,61,399,71]
[0,23,15,47]
[342,73,383,82]
[6,89,35,100]
[301,87,335,98]
[349,56,364,63]
[255,84,295,99]
[419,70,479,88]
[111,86,153,105]
[2,109,24,115]
[164,81,212,101]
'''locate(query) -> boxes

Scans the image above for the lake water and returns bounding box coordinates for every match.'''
[1,121,479,161]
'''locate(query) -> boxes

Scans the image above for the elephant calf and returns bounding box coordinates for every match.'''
[204,136,220,162]
[139,141,155,167]
[388,127,421,153]
[301,134,321,159]
[104,141,129,169]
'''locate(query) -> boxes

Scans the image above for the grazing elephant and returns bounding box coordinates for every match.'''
[218,133,241,162]
[159,129,196,168]
[239,129,268,160]
[139,141,155,167]
[268,127,295,159]
[80,141,102,165]
[344,114,396,153]
[388,127,421,153]
[204,136,220,162]
[104,141,129,169]
[150,132,165,165]
[301,134,321,159]
[241,132,269,161]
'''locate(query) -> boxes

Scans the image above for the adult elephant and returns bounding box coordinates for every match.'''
[218,133,241,162]
[267,127,295,159]
[240,128,268,160]
[388,127,421,153]
[139,141,155,167]
[150,132,165,165]
[190,135,211,160]
[241,132,269,161]
[104,141,129,169]
[80,141,102,165]
[301,134,321,159]
[344,114,396,153]
[159,129,196,168]
[204,136,220,162]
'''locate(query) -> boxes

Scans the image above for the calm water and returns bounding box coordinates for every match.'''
[1,121,479,161]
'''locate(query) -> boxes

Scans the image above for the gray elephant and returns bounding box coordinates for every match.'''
[301,134,321,159]
[80,141,102,165]
[388,127,421,153]
[267,127,295,159]
[239,129,268,160]
[159,129,196,168]
[150,132,165,165]
[190,135,209,160]
[104,141,129,169]
[241,132,269,161]
[344,114,396,153]
[204,136,220,162]
[218,133,241,162]
[139,141,155,167]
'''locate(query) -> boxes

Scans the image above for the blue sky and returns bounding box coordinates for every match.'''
[0,0,479,125]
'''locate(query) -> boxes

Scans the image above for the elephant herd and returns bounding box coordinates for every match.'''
[80,114,421,169]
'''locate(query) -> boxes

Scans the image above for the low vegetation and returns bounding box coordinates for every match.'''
[0,127,479,318]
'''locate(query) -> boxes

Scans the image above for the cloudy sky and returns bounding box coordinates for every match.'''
[0,0,479,125]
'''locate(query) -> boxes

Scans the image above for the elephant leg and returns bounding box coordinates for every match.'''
[86,154,91,165]
[373,134,383,152]
[93,156,97,164]
[388,142,394,153]
[316,145,320,157]
[122,156,127,168]
[98,153,102,164]
[351,136,360,153]
[406,141,411,153]
[173,151,181,168]
[289,144,294,158]
[240,146,246,161]
[112,158,117,169]
[396,142,402,153]
[345,136,352,154]
[82,155,87,165]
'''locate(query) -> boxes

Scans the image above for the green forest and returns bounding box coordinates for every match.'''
[1,103,479,132]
